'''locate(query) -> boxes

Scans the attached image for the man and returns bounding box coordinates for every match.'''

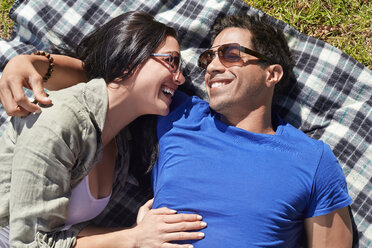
[152,14,353,247]
[0,14,353,248]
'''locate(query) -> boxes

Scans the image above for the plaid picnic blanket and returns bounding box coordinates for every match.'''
[0,0,371,246]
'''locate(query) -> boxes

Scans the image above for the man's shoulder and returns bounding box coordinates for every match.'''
[163,91,209,120]
[170,91,208,111]
[157,91,210,135]
[278,118,326,154]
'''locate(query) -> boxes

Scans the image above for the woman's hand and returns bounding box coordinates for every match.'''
[76,199,206,248]
[133,198,206,247]
[136,198,154,224]
[0,55,51,116]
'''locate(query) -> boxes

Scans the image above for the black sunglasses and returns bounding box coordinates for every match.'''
[198,43,271,69]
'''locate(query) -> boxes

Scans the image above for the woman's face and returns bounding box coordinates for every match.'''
[126,35,185,116]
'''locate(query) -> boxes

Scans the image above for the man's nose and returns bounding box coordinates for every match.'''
[206,53,226,74]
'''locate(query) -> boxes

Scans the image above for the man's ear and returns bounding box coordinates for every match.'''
[265,64,283,87]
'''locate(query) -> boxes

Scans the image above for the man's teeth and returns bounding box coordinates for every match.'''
[162,87,174,96]
[210,82,227,88]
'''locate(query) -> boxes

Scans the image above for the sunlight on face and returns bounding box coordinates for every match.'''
[205,28,269,119]
[127,36,185,116]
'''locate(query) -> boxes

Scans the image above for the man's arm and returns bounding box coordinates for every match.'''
[304,207,352,248]
[32,54,86,90]
[0,54,86,116]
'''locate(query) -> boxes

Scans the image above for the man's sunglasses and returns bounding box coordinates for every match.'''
[151,51,182,74]
[198,43,271,69]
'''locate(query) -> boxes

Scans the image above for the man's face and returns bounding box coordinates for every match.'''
[204,27,272,119]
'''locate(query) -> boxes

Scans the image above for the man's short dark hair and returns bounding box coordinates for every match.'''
[212,14,294,95]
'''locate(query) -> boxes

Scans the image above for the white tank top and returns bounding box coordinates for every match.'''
[62,175,111,230]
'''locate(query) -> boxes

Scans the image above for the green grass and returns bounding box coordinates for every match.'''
[0,0,14,40]
[243,0,371,70]
[0,0,371,69]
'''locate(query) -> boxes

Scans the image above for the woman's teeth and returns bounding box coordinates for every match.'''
[162,87,175,96]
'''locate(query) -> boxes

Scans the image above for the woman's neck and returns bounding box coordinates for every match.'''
[101,83,143,145]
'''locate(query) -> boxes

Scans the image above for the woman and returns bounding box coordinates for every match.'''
[0,11,206,247]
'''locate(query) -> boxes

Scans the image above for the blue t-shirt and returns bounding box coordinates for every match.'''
[153,91,352,247]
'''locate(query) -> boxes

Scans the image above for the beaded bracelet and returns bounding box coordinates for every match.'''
[32,51,55,82]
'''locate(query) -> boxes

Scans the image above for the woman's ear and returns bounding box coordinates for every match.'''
[265,64,283,87]
[112,68,132,83]
[112,77,124,83]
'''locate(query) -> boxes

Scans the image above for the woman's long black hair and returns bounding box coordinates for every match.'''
[76,11,178,183]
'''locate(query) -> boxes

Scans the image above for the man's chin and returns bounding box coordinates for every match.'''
[209,100,230,114]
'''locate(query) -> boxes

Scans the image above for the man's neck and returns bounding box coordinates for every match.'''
[219,106,275,135]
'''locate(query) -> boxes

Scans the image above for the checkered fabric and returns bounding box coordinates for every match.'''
[0,0,371,246]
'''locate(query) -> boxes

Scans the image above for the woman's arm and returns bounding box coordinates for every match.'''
[8,107,86,246]
[75,200,206,248]
[0,54,86,116]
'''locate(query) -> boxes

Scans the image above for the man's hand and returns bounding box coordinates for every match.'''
[0,55,51,116]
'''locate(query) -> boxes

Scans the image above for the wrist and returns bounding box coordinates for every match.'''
[96,228,138,248]
[75,231,120,248]
[121,227,139,248]
[28,53,49,68]
[32,51,54,82]
[129,226,141,248]
[28,54,49,76]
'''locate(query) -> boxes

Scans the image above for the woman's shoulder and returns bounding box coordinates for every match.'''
[41,78,107,128]
[39,85,89,129]
[11,79,107,143]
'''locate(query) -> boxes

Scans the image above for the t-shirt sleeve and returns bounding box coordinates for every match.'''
[305,143,353,218]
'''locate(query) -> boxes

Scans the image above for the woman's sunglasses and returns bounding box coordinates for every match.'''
[151,51,182,74]
[198,43,271,70]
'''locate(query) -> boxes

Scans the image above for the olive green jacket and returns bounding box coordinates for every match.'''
[0,78,131,247]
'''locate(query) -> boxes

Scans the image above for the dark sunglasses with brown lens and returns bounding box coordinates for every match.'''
[198,43,271,69]
[151,51,182,74]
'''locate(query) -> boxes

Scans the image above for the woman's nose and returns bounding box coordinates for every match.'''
[173,70,185,85]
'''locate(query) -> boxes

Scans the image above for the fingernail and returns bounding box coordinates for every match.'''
[188,245,194,248]
[169,209,177,213]
[35,109,41,114]
[200,221,207,227]
[197,215,202,220]
[198,233,205,238]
